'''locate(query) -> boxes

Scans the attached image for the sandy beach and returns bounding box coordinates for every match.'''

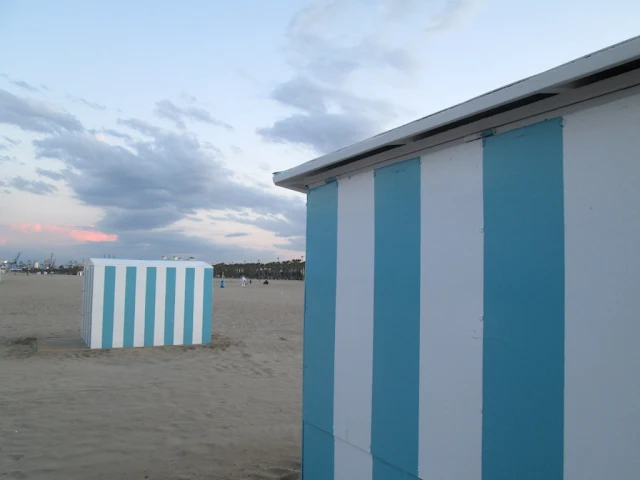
[0,274,303,480]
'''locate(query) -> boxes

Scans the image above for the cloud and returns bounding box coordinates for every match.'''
[0,154,17,163]
[154,99,233,131]
[284,0,427,84]
[116,117,163,137]
[202,141,224,156]
[259,75,395,153]
[0,88,84,134]
[236,69,260,88]
[425,0,479,32]
[1,73,47,93]
[258,162,271,171]
[0,89,305,259]
[68,229,273,263]
[259,0,479,154]
[36,167,66,181]
[8,176,57,195]
[1,136,20,147]
[11,222,117,242]
[180,92,198,104]
[98,208,184,231]
[225,232,249,238]
[259,108,387,155]
[257,0,407,153]
[67,95,107,111]
[10,79,40,92]
[274,236,306,252]
[0,224,284,263]
[102,128,132,141]
[217,207,306,239]
[32,119,306,237]
[230,145,243,155]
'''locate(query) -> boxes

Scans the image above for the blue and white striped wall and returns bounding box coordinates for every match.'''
[303,92,640,480]
[82,259,213,349]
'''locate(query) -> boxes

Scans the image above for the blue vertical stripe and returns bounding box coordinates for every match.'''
[373,458,419,479]
[372,157,421,478]
[303,424,335,480]
[183,268,195,344]
[202,268,213,343]
[164,267,176,346]
[303,182,338,480]
[102,266,116,349]
[144,267,156,347]
[123,266,137,348]
[482,118,565,480]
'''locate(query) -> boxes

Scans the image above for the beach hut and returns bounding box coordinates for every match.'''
[273,37,640,480]
[82,259,213,349]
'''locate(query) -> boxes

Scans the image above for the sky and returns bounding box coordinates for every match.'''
[1,0,639,264]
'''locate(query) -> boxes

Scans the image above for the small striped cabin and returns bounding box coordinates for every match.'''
[274,37,640,480]
[82,259,213,349]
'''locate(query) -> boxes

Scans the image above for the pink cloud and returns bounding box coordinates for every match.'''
[10,223,117,243]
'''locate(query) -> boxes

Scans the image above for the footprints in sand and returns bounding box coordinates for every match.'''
[209,351,277,378]
[0,337,37,359]
[228,459,301,479]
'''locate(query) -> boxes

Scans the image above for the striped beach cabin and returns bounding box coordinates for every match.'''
[274,37,640,480]
[82,259,213,349]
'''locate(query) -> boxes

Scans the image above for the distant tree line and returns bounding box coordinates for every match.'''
[55,265,85,275]
[14,265,85,275]
[212,259,305,280]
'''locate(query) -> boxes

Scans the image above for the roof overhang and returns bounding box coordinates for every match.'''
[273,35,640,193]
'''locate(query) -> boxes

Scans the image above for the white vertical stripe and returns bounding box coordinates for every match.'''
[86,269,90,343]
[112,265,126,348]
[81,270,87,343]
[419,142,484,480]
[90,265,105,349]
[193,267,205,344]
[133,266,147,347]
[335,437,372,480]
[81,270,86,343]
[334,171,374,462]
[89,266,95,345]
[154,267,166,346]
[173,267,186,345]
[85,271,90,343]
[86,266,93,345]
[563,94,640,480]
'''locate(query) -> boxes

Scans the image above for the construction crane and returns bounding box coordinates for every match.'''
[10,252,21,271]
[48,253,55,270]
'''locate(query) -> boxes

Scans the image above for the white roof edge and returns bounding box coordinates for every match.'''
[88,258,212,268]
[273,35,640,190]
